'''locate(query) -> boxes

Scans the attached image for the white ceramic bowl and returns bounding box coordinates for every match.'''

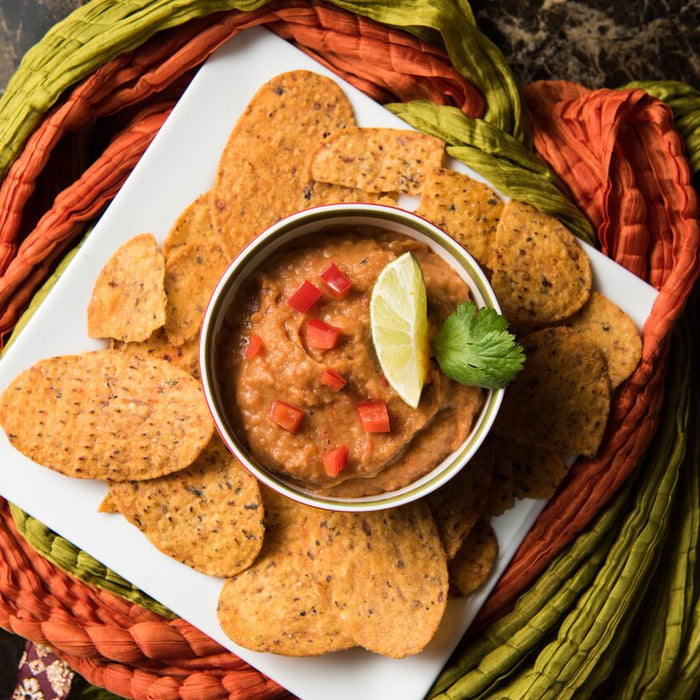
[200,203,504,512]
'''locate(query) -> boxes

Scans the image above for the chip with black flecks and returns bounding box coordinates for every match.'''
[0,350,214,481]
[449,519,498,596]
[87,233,166,343]
[563,291,641,389]
[109,434,264,577]
[217,487,354,656]
[493,326,611,457]
[491,200,592,329]
[311,127,444,195]
[417,168,503,270]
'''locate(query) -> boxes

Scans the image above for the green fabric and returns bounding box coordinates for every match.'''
[387,100,595,243]
[11,504,176,620]
[623,81,700,175]
[0,0,526,181]
[612,338,698,699]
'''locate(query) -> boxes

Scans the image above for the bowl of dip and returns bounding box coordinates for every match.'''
[200,203,504,512]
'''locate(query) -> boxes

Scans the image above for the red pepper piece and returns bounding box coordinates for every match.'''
[287,280,322,313]
[305,319,340,350]
[245,333,263,359]
[356,400,391,433]
[320,368,347,391]
[271,399,304,434]
[323,445,348,477]
[319,261,352,298]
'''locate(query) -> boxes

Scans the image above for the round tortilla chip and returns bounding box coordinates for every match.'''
[449,519,498,596]
[0,350,214,480]
[416,168,504,270]
[87,233,166,342]
[491,200,592,328]
[162,191,218,261]
[110,435,264,577]
[211,70,356,258]
[563,291,642,389]
[164,241,229,346]
[217,488,354,656]
[493,326,611,457]
[307,502,448,658]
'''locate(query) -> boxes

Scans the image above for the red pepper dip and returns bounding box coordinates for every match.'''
[216,226,484,497]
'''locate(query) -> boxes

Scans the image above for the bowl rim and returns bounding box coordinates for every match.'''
[199,203,504,512]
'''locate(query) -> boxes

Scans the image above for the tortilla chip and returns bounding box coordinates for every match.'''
[311,127,444,195]
[98,493,118,513]
[449,519,498,596]
[112,328,200,379]
[110,435,264,577]
[504,441,568,500]
[426,441,494,559]
[307,502,447,658]
[493,327,611,457]
[563,291,642,389]
[162,192,218,261]
[211,70,356,259]
[87,233,166,342]
[491,200,592,328]
[217,488,354,656]
[0,350,214,480]
[485,442,516,517]
[164,242,229,346]
[416,168,503,269]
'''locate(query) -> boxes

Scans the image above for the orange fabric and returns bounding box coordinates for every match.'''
[474,82,700,629]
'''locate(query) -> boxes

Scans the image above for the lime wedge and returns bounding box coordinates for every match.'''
[370,252,429,408]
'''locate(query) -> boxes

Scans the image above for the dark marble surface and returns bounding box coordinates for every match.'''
[472,0,700,89]
[0,0,697,693]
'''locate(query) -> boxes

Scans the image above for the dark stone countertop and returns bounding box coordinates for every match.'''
[0,0,698,695]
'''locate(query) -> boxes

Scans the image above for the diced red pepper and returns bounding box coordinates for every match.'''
[305,319,340,350]
[245,333,263,359]
[271,399,304,434]
[287,280,322,313]
[320,368,347,392]
[323,445,348,477]
[319,261,352,298]
[356,400,391,433]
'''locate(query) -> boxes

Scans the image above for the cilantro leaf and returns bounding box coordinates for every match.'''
[433,302,524,389]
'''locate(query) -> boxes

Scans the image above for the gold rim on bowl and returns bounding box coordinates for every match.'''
[200,203,504,512]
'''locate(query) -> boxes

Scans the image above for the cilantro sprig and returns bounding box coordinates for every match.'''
[433,302,524,390]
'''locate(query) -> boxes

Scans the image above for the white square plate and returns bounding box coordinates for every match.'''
[0,27,658,700]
